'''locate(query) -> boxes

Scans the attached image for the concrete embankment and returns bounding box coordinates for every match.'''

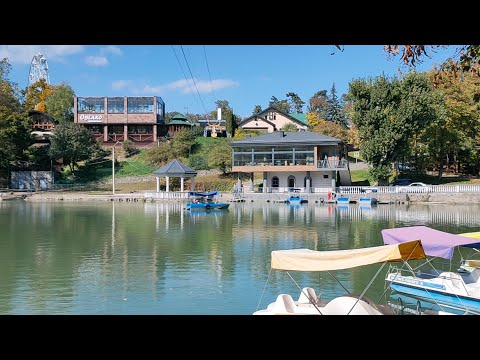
[12,191,480,205]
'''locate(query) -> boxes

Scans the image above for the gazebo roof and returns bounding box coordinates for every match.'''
[172,113,188,121]
[168,119,193,126]
[153,159,197,177]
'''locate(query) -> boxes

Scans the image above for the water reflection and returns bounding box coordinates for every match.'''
[0,201,479,314]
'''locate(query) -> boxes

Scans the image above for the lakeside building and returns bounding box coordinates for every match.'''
[73,96,165,147]
[231,130,351,193]
[238,106,309,133]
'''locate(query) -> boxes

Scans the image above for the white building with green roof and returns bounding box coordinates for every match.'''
[238,106,309,133]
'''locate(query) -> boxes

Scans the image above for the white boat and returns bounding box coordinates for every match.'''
[253,240,428,315]
[382,226,480,315]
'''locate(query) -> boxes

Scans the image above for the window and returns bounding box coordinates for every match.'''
[127,97,154,113]
[128,125,152,134]
[78,97,104,113]
[268,112,276,120]
[323,175,329,179]
[107,97,124,113]
[109,125,123,134]
[107,98,124,114]
[272,177,279,188]
[288,176,295,188]
[89,125,103,134]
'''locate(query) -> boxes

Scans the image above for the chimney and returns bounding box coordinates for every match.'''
[217,107,221,120]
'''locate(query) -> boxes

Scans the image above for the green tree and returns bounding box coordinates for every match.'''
[348,72,436,183]
[0,58,33,169]
[171,127,195,157]
[22,78,51,112]
[307,90,329,119]
[48,123,102,174]
[280,123,299,132]
[0,113,33,168]
[423,70,480,179]
[226,111,237,137]
[286,92,305,113]
[326,83,347,126]
[44,82,75,123]
[252,105,262,114]
[144,141,173,167]
[208,139,232,174]
[269,96,291,113]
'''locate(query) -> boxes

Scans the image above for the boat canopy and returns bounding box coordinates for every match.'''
[270,240,425,271]
[189,191,218,197]
[459,232,480,239]
[381,226,480,260]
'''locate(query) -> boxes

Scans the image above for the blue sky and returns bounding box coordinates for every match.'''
[1,45,458,119]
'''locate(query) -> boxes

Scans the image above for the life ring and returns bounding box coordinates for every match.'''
[205,204,211,209]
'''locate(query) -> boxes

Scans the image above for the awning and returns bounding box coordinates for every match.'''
[270,240,425,271]
[381,226,480,259]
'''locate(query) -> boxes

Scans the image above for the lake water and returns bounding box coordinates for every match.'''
[1,200,479,314]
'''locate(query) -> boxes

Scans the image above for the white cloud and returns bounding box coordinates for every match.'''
[111,80,131,91]
[122,78,239,95]
[0,45,84,64]
[101,46,122,56]
[85,56,108,67]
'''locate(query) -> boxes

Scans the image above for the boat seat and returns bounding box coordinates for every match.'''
[297,287,320,305]
[439,272,467,293]
[270,294,299,314]
[322,296,383,315]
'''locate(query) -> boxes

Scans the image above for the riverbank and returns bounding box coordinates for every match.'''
[17,190,480,205]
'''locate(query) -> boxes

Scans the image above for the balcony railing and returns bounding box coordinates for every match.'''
[233,158,348,169]
[128,134,153,142]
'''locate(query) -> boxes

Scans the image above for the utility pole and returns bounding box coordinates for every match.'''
[112,140,121,195]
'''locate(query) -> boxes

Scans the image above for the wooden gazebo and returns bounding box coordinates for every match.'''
[153,159,197,193]
[167,114,193,137]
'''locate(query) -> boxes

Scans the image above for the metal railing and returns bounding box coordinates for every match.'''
[239,184,480,194]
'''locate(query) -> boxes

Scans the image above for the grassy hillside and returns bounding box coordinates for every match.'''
[56,138,480,191]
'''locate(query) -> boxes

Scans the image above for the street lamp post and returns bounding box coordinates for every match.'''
[112,140,121,195]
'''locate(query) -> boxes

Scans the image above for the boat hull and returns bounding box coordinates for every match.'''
[336,197,350,204]
[387,277,480,314]
[185,203,230,210]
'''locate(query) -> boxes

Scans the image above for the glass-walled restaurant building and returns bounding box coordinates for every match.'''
[74,96,165,146]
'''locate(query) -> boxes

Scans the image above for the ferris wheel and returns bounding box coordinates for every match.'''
[28,53,50,86]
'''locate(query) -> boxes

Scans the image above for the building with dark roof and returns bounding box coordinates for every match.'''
[231,130,351,193]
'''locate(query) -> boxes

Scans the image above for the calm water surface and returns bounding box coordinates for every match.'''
[0,200,479,314]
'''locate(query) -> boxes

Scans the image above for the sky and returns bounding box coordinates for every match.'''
[1,45,459,119]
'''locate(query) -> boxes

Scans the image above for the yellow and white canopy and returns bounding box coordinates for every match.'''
[271,240,425,272]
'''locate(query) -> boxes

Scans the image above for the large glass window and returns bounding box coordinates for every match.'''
[127,97,154,113]
[77,97,104,113]
[88,125,103,134]
[156,98,165,120]
[108,97,124,113]
[109,125,123,134]
[128,125,152,134]
[233,153,254,166]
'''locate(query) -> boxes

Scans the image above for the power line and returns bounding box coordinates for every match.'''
[180,45,210,117]
[203,45,217,103]
[170,45,201,111]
